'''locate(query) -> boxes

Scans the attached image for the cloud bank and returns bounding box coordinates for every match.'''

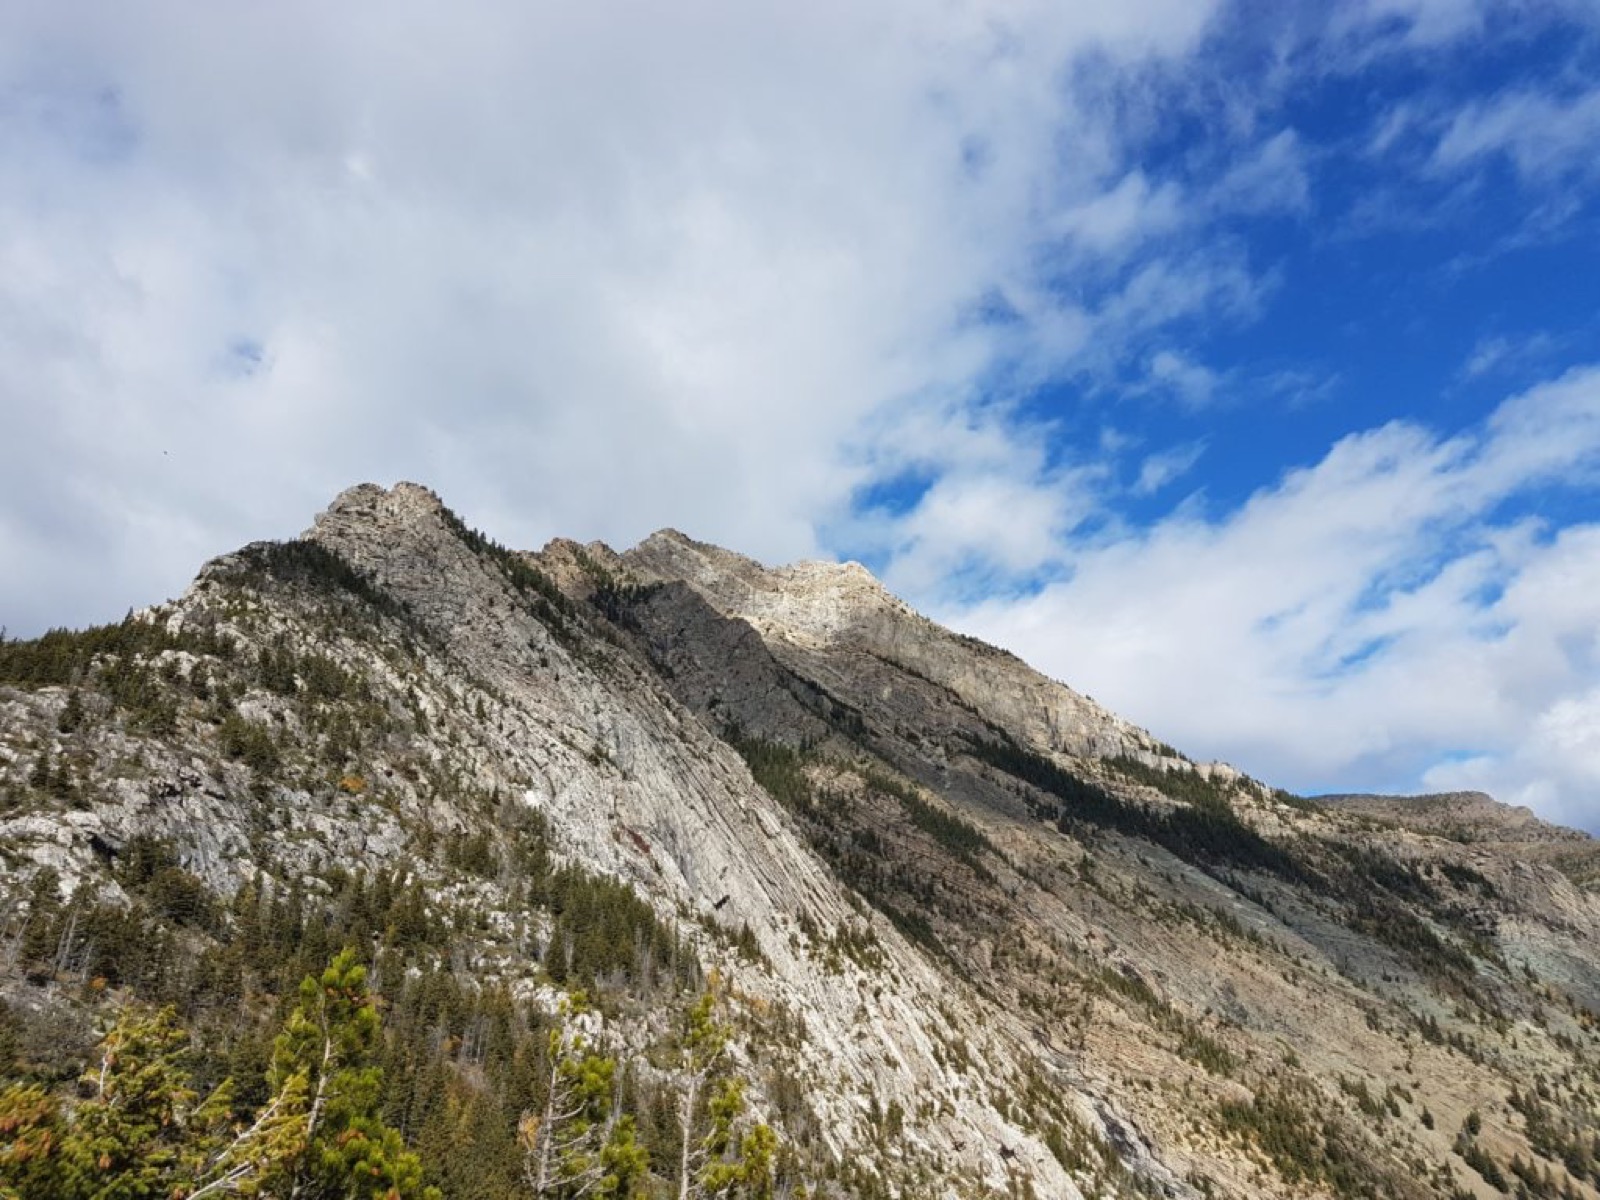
[0,0,1231,630]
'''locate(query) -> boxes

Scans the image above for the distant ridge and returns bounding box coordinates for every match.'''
[1315,789,1595,844]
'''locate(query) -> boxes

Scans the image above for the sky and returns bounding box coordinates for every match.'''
[2,1,1600,830]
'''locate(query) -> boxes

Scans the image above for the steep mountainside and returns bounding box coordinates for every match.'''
[2,481,1598,1200]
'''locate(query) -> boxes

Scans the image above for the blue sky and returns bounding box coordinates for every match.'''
[2,0,1600,828]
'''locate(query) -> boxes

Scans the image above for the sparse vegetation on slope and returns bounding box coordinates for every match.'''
[4,482,1600,1200]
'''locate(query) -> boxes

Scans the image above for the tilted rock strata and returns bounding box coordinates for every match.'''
[1,480,1597,1200]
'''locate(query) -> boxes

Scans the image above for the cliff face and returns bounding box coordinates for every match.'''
[619,528,1151,761]
[3,480,1599,1200]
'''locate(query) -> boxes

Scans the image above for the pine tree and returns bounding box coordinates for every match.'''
[27,752,54,795]
[673,990,777,1200]
[0,1083,66,1200]
[19,868,62,969]
[696,1081,775,1200]
[675,993,725,1200]
[57,689,86,733]
[519,994,647,1198]
[0,954,442,1200]
[255,947,438,1200]
[63,1006,232,1200]
[0,1007,234,1200]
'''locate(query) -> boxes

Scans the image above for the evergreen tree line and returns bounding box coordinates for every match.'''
[2,924,788,1200]
[968,735,1510,988]
[434,504,581,650]
[0,810,808,1200]
[0,949,786,1200]
[0,615,235,738]
[0,619,234,693]
[226,539,413,626]
[1506,1086,1600,1193]
[7,827,701,1022]
[965,734,1311,884]
[726,737,960,965]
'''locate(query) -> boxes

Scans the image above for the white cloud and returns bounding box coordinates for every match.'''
[1463,336,1512,379]
[1424,663,1600,832]
[1334,0,1600,51]
[1433,86,1600,184]
[1040,128,1306,270]
[1345,0,1495,44]
[1133,442,1206,495]
[881,469,1093,596]
[1461,331,1565,382]
[1100,255,1266,333]
[945,366,1600,831]
[0,0,1234,636]
[1050,170,1184,257]
[1209,130,1310,216]
[1367,103,1420,156]
[1147,350,1220,409]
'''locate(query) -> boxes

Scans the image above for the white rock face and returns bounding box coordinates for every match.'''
[6,480,1600,1200]
[297,484,1086,1196]
[624,529,1154,761]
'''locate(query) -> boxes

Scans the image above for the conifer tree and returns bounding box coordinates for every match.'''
[66,1006,232,1199]
[519,994,647,1199]
[674,990,776,1200]
[0,1082,65,1200]
[57,688,86,733]
[256,947,437,1200]
[19,868,62,968]
[0,1006,232,1200]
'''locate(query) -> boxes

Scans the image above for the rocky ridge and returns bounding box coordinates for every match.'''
[1,480,1598,1200]
[618,528,1156,763]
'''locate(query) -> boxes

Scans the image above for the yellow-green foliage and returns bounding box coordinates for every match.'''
[0,953,437,1200]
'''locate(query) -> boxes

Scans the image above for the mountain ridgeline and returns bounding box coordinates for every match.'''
[2,481,1599,1200]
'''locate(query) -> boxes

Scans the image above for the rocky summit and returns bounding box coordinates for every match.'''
[2,480,1598,1200]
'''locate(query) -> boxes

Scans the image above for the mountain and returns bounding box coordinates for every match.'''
[2,480,1598,1200]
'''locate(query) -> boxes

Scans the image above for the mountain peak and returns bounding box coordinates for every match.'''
[309,480,448,536]
[7,479,1600,1200]
[629,527,771,585]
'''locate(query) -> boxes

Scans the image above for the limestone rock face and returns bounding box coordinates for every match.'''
[3,479,1599,1200]
[623,530,1153,762]
[270,485,1095,1194]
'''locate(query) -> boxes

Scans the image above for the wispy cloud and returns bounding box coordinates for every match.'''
[1343,0,1496,45]
[1433,85,1600,184]
[1460,331,1559,380]
[1146,349,1221,409]
[1133,441,1207,495]
[1209,129,1311,216]
[947,366,1600,830]
[1049,170,1185,258]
